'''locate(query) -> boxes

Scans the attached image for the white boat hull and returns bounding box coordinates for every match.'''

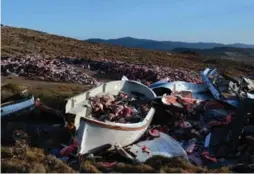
[65,80,157,155]
[77,109,154,154]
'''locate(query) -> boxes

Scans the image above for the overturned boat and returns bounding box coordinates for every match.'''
[65,80,157,155]
[149,80,213,101]
[123,76,212,101]
[1,96,35,117]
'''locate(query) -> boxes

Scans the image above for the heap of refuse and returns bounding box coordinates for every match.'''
[1,56,202,85]
[62,58,203,84]
[1,57,99,85]
[64,68,254,169]
[2,67,254,172]
[89,92,151,123]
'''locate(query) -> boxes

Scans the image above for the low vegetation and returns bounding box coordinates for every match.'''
[2,83,24,93]
[1,146,76,173]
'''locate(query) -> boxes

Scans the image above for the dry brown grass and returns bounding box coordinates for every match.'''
[80,160,101,173]
[2,25,254,76]
[1,146,76,173]
[1,83,24,93]
[1,77,90,108]
[77,156,231,173]
[146,156,205,173]
[145,156,231,173]
[113,163,155,173]
[1,145,231,173]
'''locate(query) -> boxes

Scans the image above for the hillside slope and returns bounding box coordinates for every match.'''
[1,26,199,67]
[1,25,254,75]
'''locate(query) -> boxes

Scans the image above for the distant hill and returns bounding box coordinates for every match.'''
[173,47,254,57]
[86,37,254,51]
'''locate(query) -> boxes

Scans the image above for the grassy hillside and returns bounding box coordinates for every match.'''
[1,25,254,75]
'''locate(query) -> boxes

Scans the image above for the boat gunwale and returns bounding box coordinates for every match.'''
[66,80,156,103]
[67,80,157,131]
[150,81,208,92]
[80,112,154,131]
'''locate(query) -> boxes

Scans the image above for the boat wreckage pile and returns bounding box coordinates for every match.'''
[64,58,203,84]
[1,68,254,172]
[1,56,100,85]
[1,56,202,85]
[89,92,151,123]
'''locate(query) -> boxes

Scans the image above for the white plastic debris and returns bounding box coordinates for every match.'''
[121,76,129,81]
[119,132,187,162]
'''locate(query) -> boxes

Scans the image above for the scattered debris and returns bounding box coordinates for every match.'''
[118,132,187,163]
[1,57,99,85]
[89,92,151,123]
[1,57,202,86]
[1,67,254,172]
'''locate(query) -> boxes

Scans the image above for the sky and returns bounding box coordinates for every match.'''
[2,0,254,44]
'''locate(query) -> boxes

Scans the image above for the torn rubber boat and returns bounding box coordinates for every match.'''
[1,96,35,117]
[65,80,157,155]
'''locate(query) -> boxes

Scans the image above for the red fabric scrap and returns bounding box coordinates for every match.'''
[35,98,41,107]
[201,151,217,163]
[142,145,152,155]
[98,162,117,168]
[225,115,232,124]
[122,107,132,116]
[148,128,160,137]
[60,144,78,156]
[119,93,128,99]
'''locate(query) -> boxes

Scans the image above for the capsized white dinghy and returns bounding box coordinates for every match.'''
[65,80,157,155]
